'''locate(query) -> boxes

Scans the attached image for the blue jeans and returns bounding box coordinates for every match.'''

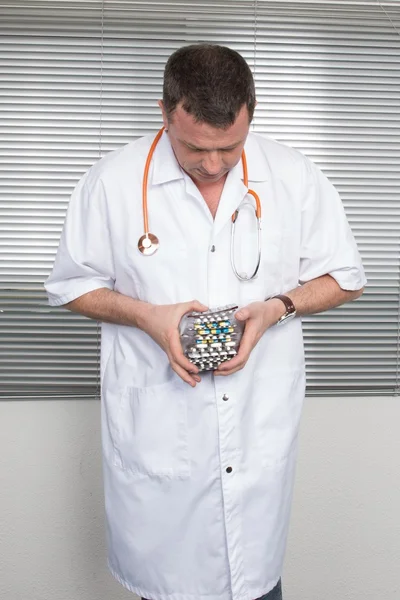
[258,579,282,600]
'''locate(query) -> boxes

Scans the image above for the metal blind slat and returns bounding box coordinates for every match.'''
[1,0,399,397]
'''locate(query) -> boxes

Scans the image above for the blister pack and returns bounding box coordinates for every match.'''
[179,305,244,372]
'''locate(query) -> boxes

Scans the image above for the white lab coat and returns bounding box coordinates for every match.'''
[45,131,366,600]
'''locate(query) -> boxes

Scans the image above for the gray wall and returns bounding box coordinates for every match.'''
[0,396,399,600]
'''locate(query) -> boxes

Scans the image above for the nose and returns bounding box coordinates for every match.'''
[202,151,223,175]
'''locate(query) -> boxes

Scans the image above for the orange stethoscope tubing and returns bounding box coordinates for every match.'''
[142,127,165,237]
[139,127,262,280]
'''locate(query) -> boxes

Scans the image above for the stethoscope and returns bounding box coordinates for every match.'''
[137,127,262,281]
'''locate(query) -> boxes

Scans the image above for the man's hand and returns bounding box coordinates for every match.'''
[215,299,284,377]
[64,289,208,387]
[138,300,208,387]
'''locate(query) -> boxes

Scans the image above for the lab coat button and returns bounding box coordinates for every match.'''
[222,394,229,401]
[226,467,233,473]
[210,245,216,252]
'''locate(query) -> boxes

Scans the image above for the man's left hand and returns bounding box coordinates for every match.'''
[214,299,284,377]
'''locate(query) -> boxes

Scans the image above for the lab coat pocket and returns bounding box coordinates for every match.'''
[113,379,190,479]
[254,367,305,468]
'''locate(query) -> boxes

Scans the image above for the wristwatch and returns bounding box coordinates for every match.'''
[272,294,297,326]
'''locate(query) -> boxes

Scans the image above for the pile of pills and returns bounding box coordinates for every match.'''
[181,306,241,371]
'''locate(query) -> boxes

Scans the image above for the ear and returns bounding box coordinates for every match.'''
[158,100,169,130]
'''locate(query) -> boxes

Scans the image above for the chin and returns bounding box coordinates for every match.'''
[198,172,225,181]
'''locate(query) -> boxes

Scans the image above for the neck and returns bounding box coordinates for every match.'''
[193,174,228,219]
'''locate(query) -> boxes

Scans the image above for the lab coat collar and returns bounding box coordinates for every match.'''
[151,130,268,186]
[212,164,248,236]
[243,132,269,183]
[152,130,185,185]
[212,133,269,235]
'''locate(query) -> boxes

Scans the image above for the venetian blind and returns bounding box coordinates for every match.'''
[0,0,399,398]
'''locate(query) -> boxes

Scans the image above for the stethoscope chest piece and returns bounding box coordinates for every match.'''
[138,233,159,256]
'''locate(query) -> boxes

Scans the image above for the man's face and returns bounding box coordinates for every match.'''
[158,101,251,186]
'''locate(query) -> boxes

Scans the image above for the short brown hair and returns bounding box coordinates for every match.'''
[162,44,255,128]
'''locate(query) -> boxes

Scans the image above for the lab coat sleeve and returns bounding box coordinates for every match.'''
[298,157,367,291]
[44,172,115,306]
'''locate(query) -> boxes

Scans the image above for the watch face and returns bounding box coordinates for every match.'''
[277,311,297,326]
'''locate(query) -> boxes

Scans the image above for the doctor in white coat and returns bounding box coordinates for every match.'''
[45,44,366,600]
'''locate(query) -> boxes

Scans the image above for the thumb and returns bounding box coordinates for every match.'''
[185,300,209,313]
[235,306,251,321]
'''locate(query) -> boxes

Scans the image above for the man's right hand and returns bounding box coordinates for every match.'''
[64,289,207,387]
[138,300,208,387]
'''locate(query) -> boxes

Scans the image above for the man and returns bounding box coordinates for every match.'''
[45,44,366,600]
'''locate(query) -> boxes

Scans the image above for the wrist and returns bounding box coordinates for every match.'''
[268,294,297,326]
[134,300,154,331]
[265,297,287,325]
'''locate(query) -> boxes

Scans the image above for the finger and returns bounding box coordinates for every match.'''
[234,306,250,321]
[216,327,255,373]
[215,357,246,375]
[169,332,199,374]
[183,299,209,314]
[215,344,249,373]
[175,301,208,324]
[171,362,198,387]
[214,350,249,375]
